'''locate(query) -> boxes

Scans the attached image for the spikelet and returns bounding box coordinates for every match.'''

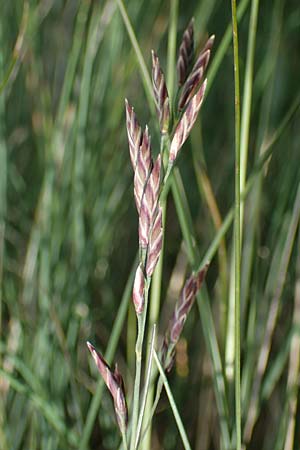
[161,264,209,371]
[169,79,207,164]
[133,264,145,314]
[178,35,214,110]
[151,50,170,134]
[177,18,194,86]
[170,265,208,343]
[139,155,161,248]
[146,205,163,276]
[87,342,128,434]
[133,127,153,212]
[125,99,142,169]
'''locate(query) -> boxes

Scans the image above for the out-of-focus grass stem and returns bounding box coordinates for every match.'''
[239,0,259,231]
[283,229,300,450]
[231,0,241,447]
[243,183,300,444]
[116,0,155,114]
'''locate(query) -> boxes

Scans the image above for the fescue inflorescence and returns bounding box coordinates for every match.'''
[87,18,213,447]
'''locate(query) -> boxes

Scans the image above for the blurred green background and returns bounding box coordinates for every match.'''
[1,0,300,449]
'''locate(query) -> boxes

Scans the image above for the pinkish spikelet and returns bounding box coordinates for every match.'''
[87,342,128,433]
[151,51,170,134]
[134,126,153,212]
[139,155,161,248]
[169,79,207,164]
[193,35,215,74]
[177,18,194,86]
[125,99,142,169]
[170,264,209,344]
[178,35,214,111]
[178,50,209,110]
[146,205,163,276]
[133,264,145,314]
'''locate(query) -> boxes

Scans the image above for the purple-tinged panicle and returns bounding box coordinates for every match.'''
[134,126,153,212]
[139,155,161,248]
[87,342,128,433]
[178,35,214,111]
[169,79,207,164]
[151,51,170,134]
[146,205,163,276]
[177,18,194,86]
[125,99,142,169]
[170,264,208,344]
[133,264,145,314]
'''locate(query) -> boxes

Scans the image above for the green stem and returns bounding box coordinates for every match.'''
[153,350,192,450]
[122,430,129,450]
[239,0,259,230]
[166,0,178,102]
[206,0,250,96]
[130,281,150,450]
[135,325,156,449]
[231,0,241,447]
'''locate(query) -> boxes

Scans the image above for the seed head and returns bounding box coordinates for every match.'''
[133,264,145,314]
[134,126,153,212]
[151,50,170,134]
[177,18,194,86]
[139,155,161,248]
[161,264,209,371]
[178,35,214,111]
[87,342,128,434]
[125,99,142,169]
[146,205,163,276]
[170,264,208,343]
[169,79,207,164]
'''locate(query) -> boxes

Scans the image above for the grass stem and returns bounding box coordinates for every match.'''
[153,350,192,450]
[231,0,241,447]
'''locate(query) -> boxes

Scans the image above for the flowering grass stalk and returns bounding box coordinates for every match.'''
[87,17,213,450]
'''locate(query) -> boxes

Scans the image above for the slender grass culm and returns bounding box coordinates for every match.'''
[230,0,242,448]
